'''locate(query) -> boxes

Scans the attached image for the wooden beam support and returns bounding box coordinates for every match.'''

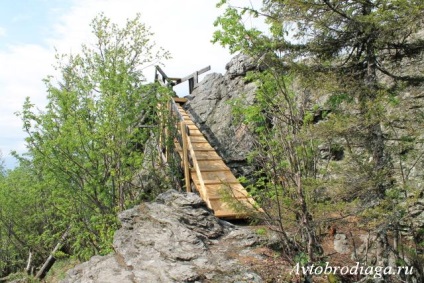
[180,122,191,192]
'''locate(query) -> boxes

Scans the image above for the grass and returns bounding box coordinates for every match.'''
[43,258,80,283]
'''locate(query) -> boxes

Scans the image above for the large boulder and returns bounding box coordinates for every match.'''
[61,190,263,283]
[184,54,259,177]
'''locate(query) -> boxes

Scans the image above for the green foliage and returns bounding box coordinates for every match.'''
[255,227,267,236]
[214,0,424,276]
[0,13,172,277]
[294,252,309,266]
[1,272,38,283]
[212,4,262,54]
[0,164,54,277]
[226,67,331,262]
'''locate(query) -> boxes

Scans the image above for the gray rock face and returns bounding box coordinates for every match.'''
[61,190,263,283]
[333,233,350,254]
[225,53,259,79]
[184,54,258,177]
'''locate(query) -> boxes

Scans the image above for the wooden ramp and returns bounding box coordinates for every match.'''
[172,98,257,219]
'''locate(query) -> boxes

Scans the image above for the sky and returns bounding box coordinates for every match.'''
[0,0,263,169]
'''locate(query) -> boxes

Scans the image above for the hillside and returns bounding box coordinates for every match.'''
[58,53,424,282]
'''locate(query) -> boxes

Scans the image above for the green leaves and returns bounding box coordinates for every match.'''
[213,5,262,54]
[1,13,173,275]
[215,0,424,272]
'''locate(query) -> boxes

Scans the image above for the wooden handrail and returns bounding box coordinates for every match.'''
[179,66,211,83]
[168,98,192,192]
[186,129,211,208]
[154,65,172,87]
[169,98,184,122]
[168,97,209,198]
[154,65,210,94]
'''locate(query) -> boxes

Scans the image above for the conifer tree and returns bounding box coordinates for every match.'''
[214,0,424,279]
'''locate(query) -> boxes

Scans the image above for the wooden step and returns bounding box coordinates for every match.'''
[210,198,255,219]
[203,183,249,199]
[191,174,240,186]
[171,102,261,219]
[190,161,228,171]
[192,151,220,159]
[194,158,223,163]
[187,125,199,131]
[202,171,240,183]
[188,130,203,136]
[191,168,228,173]
[189,136,207,142]
[197,160,227,166]
[173,97,188,103]
[191,143,215,151]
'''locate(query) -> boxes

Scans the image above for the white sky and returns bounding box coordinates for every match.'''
[0,0,263,169]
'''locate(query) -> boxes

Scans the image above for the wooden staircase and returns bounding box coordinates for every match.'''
[172,98,257,219]
[154,65,259,219]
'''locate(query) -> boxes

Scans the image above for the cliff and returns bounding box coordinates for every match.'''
[184,54,259,177]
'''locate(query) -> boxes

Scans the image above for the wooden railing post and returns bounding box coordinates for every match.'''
[180,121,191,192]
[165,100,172,162]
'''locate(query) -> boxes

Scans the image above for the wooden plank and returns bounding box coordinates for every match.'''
[172,97,261,219]
[209,200,243,219]
[198,180,240,185]
[188,131,203,136]
[191,172,239,185]
[191,142,209,145]
[192,151,220,159]
[191,149,215,152]
[187,124,199,130]
[201,170,239,180]
[200,180,240,187]
[191,168,228,173]
[179,66,211,83]
[204,183,249,199]
[173,97,188,103]
[187,135,210,208]
[195,157,223,161]
[189,136,208,143]
[210,198,257,219]
[197,160,227,167]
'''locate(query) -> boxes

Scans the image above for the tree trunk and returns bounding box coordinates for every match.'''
[296,173,316,261]
[25,250,32,274]
[35,227,70,279]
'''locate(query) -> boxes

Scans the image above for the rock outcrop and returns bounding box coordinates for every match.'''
[184,54,259,177]
[61,190,263,283]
